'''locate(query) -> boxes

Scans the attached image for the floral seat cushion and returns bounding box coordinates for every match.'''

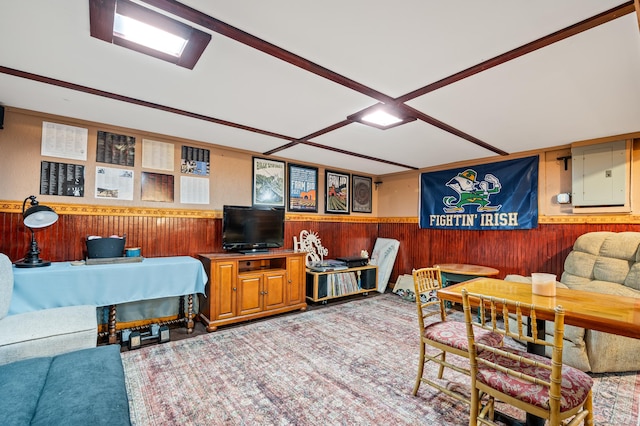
[424,320,502,352]
[477,347,593,412]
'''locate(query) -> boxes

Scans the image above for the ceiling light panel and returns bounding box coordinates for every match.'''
[113,14,188,57]
[89,0,211,69]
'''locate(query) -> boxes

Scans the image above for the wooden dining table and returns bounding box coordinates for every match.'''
[437,277,640,339]
[438,277,640,426]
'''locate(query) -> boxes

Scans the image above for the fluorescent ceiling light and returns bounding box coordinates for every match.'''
[347,104,416,130]
[89,0,211,70]
[114,14,187,57]
[361,110,403,127]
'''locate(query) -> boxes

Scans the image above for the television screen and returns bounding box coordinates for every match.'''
[222,205,285,252]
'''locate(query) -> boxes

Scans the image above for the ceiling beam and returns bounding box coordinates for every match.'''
[140,0,501,163]
[4,2,632,175]
[264,120,418,170]
[294,140,419,170]
[140,0,395,105]
[0,66,293,141]
[396,1,635,102]
[0,65,417,171]
[145,0,630,164]
[402,106,509,156]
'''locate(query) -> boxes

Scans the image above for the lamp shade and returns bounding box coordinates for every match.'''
[23,205,58,228]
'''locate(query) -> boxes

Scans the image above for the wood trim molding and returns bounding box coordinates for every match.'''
[0,200,220,219]
[286,213,378,223]
[0,200,379,223]
[376,217,419,224]
[539,215,640,224]
[3,200,638,225]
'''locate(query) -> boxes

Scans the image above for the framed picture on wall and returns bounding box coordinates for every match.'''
[351,175,372,213]
[288,163,318,212]
[325,170,350,214]
[252,157,286,207]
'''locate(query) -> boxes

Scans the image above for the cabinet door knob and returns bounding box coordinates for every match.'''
[233,287,237,291]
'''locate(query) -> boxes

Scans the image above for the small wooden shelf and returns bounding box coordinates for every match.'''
[306,265,377,303]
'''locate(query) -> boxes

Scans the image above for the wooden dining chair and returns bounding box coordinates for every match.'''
[460,289,594,426]
[412,267,502,404]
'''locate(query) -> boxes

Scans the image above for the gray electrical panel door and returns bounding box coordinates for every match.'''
[571,140,626,207]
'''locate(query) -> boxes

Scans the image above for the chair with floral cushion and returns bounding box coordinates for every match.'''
[461,288,594,426]
[412,267,503,404]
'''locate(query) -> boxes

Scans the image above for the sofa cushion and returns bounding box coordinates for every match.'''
[599,232,640,259]
[563,231,640,286]
[0,253,12,320]
[0,356,52,425]
[572,231,610,255]
[559,272,593,288]
[564,279,640,298]
[0,305,97,365]
[31,345,130,426]
[592,257,631,284]
[562,251,597,282]
[624,263,640,291]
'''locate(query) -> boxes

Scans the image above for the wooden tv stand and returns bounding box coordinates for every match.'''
[197,251,307,331]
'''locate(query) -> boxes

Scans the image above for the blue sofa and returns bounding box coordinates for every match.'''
[0,345,130,425]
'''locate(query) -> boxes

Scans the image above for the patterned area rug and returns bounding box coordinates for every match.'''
[121,294,640,425]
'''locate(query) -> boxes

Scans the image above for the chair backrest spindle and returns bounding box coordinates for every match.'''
[461,288,592,425]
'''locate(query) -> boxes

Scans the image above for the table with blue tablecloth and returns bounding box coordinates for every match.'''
[10,256,207,343]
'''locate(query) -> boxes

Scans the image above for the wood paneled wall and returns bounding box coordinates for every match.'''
[3,209,640,286]
[286,220,378,260]
[0,212,221,262]
[0,211,379,264]
[379,222,640,281]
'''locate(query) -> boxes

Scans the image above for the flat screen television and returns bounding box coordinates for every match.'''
[222,205,285,253]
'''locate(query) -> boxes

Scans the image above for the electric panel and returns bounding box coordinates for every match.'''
[571,140,627,207]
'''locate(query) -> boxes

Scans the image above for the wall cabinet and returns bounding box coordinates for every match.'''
[306,265,377,303]
[198,251,307,331]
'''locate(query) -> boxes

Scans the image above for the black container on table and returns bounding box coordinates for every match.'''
[86,236,126,258]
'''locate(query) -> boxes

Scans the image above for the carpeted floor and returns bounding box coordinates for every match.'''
[121,294,640,425]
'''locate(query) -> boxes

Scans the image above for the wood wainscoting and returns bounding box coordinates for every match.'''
[0,202,379,264]
[3,199,640,290]
[379,219,640,282]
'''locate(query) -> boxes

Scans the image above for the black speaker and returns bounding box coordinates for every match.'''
[0,106,4,129]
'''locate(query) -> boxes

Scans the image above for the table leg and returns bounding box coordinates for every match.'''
[108,304,118,344]
[186,294,194,333]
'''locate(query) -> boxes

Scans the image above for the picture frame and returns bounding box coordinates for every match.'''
[325,170,350,214]
[351,175,372,213]
[288,163,318,212]
[252,157,286,207]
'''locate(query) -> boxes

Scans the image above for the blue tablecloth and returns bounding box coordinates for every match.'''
[9,256,207,316]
